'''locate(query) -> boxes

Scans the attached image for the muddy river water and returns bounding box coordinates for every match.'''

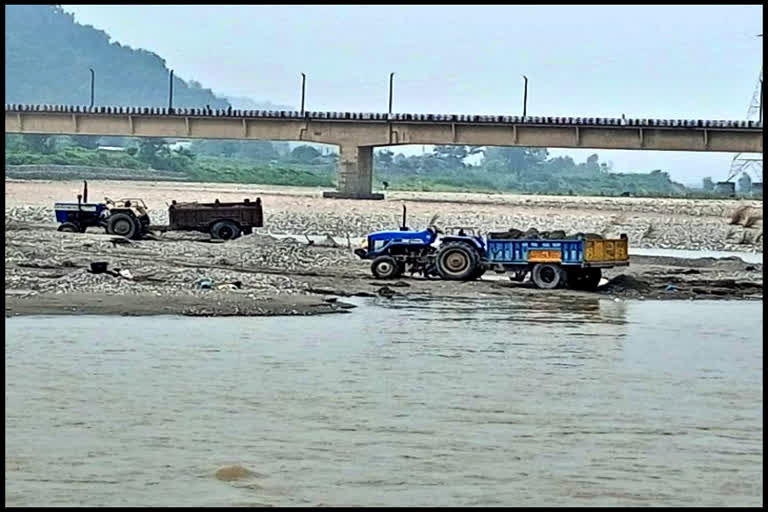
[5,297,763,506]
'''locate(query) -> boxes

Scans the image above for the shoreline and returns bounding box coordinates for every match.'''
[4,292,356,318]
[5,253,762,318]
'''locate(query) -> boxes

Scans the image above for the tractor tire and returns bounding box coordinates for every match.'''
[57,222,81,233]
[472,267,487,279]
[107,213,140,239]
[211,220,241,241]
[436,241,479,281]
[531,263,564,289]
[371,256,401,279]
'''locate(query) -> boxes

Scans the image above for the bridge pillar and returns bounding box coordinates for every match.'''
[323,145,384,200]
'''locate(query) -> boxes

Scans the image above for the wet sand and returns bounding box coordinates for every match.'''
[4,292,354,317]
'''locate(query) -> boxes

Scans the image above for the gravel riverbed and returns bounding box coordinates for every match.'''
[4,180,763,316]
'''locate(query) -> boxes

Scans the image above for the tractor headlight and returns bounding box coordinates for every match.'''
[359,238,368,249]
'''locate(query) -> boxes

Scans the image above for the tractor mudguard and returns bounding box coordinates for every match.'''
[440,236,485,252]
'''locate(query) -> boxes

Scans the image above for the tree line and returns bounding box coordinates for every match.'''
[9,133,758,198]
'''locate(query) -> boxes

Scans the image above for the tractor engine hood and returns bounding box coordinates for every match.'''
[354,228,438,259]
[367,228,435,244]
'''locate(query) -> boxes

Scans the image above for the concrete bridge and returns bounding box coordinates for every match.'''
[5,104,763,199]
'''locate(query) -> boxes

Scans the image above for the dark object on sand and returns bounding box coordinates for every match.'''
[89,262,109,274]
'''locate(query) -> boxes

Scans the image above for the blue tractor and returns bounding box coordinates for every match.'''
[355,205,630,288]
[354,205,486,280]
[54,181,151,239]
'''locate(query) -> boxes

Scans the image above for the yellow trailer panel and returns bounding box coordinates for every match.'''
[584,238,629,263]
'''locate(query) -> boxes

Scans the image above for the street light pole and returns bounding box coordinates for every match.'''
[389,72,395,114]
[300,73,306,115]
[168,69,174,110]
[522,75,528,119]
[89,68,95,108]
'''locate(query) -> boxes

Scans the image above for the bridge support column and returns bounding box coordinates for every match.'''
[323,145,384,200]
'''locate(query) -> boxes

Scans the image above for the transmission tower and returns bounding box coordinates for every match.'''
[727,34,763,183]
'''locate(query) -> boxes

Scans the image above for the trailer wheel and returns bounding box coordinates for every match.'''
[436,241,479,280]
[371,256,401,279]
[107,213,139,239]
[57,222,80,233]
[566,268,602,291]
[531,263,564,289]
[211,220,241,240]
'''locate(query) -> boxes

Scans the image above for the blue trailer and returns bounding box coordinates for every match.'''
[478,235,629,289]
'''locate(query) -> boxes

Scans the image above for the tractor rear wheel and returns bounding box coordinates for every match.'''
[57,222,80,233]
[436,241,479,281]
[371,256,401,279]
[531,263,564,289]
[211,220,241,241]
[107,213,140,239]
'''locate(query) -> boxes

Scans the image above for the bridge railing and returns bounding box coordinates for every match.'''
[4,104,763,129]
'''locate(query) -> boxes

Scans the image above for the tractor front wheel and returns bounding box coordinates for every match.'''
[371,256,401,279]
[371,256,402,280]
[57,222,81,233]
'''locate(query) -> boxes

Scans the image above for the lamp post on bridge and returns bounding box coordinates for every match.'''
[300,72,306,115]
[522,75,528,119]
[89,68,95,108]
[168,69,174,111]
[389,72,395,115]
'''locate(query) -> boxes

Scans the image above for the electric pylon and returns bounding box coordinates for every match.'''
[727,34,762,184]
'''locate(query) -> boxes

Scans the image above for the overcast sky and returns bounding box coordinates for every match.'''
[62,4,763,184]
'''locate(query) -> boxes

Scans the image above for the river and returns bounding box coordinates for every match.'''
[4,296,763,506]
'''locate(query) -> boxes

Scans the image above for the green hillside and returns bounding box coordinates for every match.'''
[4,4,229,108]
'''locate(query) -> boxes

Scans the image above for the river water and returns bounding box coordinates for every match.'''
[5,297,763,507]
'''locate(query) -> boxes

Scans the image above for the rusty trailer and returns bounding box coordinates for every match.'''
[153,198,263,240]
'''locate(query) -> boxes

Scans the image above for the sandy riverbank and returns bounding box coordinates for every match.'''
[5,179,762,316]
[5,179,764,253]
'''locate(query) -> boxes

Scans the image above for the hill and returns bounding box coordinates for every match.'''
[4,4,229,108]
